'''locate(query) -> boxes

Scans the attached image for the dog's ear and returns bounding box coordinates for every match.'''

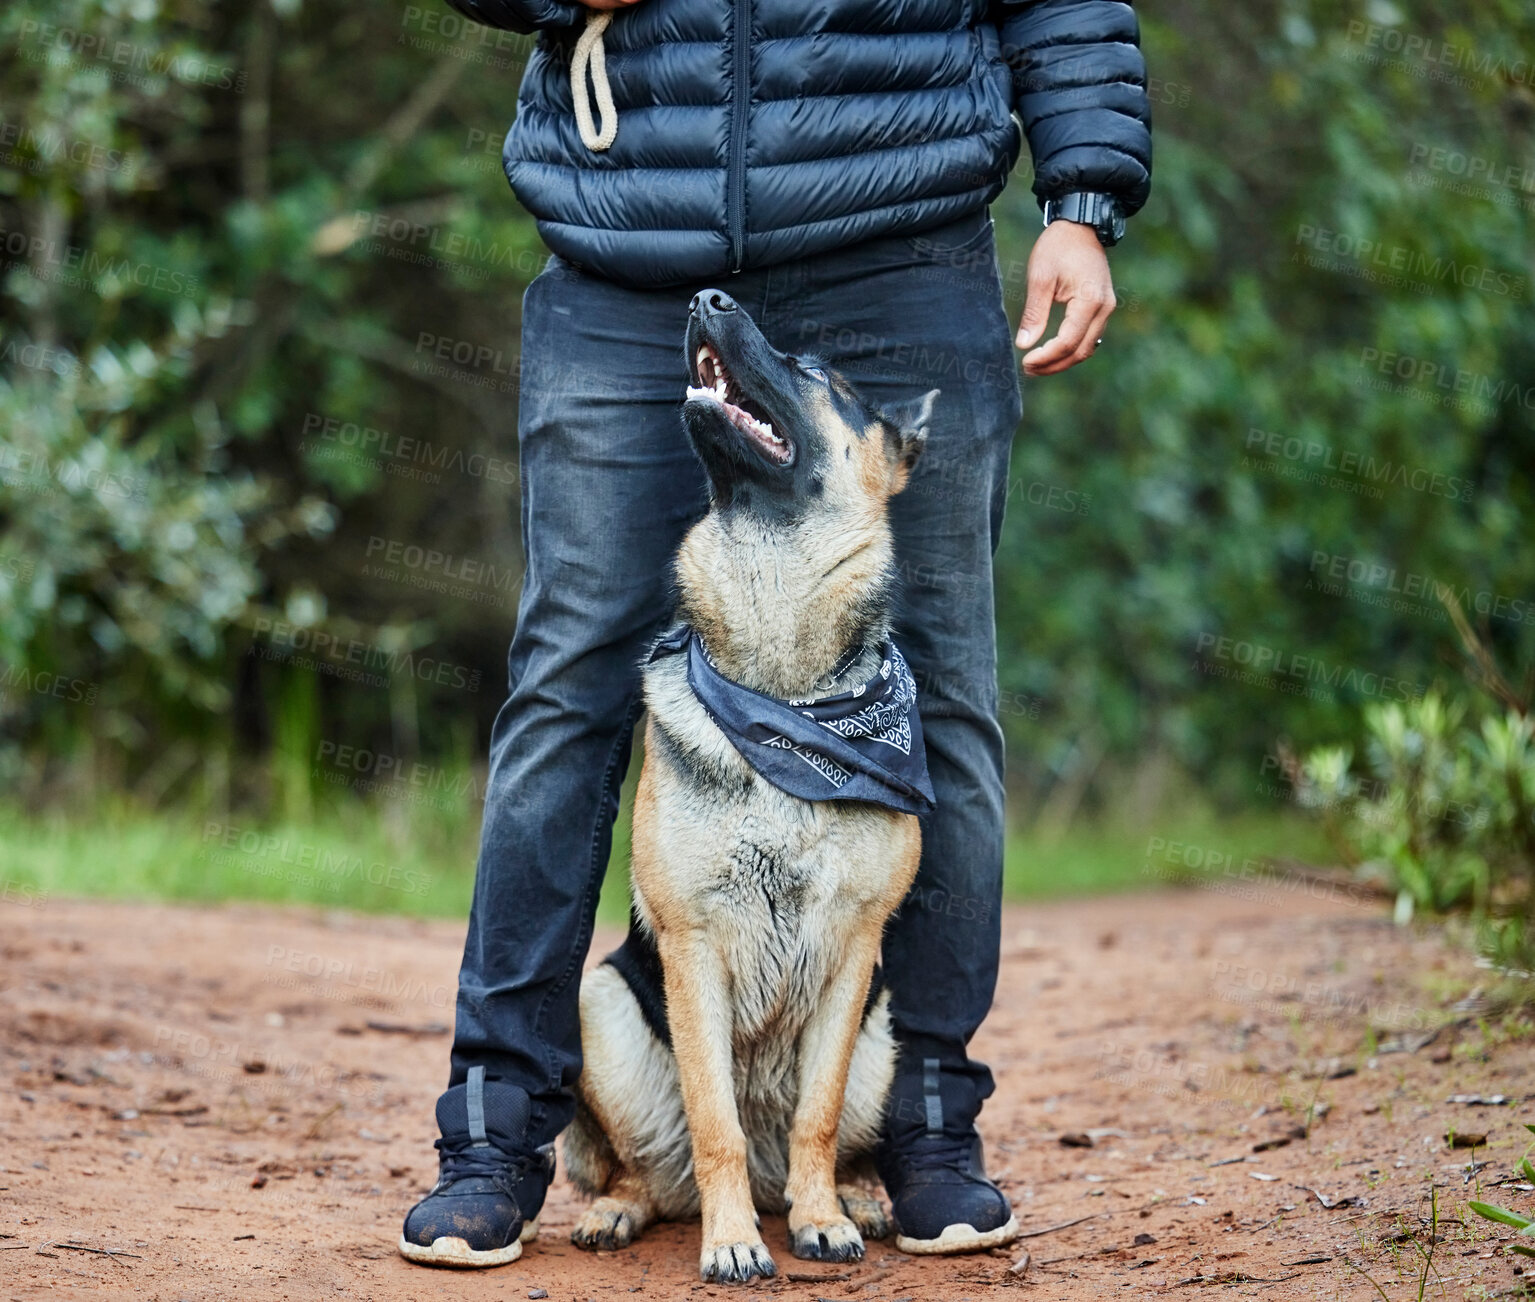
[880,389,938,494]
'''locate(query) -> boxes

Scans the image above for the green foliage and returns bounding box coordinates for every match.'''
[0,321,334,774]
[1468,1164,1535,1259]
[1300,690,1535,967]
[993,0,1535,813]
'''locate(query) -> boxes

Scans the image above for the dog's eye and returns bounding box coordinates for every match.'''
[802,365,827,382]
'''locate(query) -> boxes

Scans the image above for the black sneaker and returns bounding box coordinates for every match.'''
[398,1070,555,1268]
[875,1057,1018,1255]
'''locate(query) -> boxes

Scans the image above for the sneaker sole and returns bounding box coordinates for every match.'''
[397,1217,539,1268]
[895,1214,1020,1256]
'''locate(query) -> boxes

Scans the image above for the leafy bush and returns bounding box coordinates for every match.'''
[0,303,334,793]
[1297,688,1534,968]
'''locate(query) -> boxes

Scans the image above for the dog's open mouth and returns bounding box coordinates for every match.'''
[686,344,794,466]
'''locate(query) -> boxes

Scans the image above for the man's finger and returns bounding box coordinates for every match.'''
[1015,270,1058,350]
[1035,300,1116,375]
[1021,294,1099,374]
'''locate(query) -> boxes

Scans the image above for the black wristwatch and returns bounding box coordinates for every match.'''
[1042,192,1126,247]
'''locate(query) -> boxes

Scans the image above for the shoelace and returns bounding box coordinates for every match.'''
[891,1132,981,1177]
[433,1134,541,1198]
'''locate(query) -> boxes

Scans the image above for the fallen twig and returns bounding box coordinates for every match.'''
[1174,1272,1302,1286]
[301,1101,343,1142]
[46,1242,142,1264]
[1298,1185,1365,1210]
[1017,1214,1096,1239]
[363,1019,449,1036]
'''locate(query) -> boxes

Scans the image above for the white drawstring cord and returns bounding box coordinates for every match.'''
[571,10,618,152]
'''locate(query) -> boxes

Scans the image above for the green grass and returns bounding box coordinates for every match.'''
[1005,810,1334,900]
[1,785,1332,923]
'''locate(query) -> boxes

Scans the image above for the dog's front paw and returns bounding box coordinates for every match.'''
[789,1215,865,1262]
[699,1239,776,1283]
[838,1188,891,1241]
[572,1200,642,1252]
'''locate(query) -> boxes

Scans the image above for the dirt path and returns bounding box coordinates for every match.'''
[3,882,1533,1300]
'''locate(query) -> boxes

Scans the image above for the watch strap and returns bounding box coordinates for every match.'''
[1043,191,1125,247]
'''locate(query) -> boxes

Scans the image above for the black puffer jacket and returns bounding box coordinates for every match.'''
[446,0,1152,288]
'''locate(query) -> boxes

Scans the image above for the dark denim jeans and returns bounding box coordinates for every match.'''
[449,210,1023,1150]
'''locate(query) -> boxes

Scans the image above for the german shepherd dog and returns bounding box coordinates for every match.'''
[564,290,938,1284]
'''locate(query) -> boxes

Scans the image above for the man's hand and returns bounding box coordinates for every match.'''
[1015,220,1117,376]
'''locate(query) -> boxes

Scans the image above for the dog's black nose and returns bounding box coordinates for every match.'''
[689,289,737,317]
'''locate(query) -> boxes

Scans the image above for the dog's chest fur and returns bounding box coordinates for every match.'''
[637,653,914,1062]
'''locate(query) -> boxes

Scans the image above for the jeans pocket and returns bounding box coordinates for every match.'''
[906,212,996,264]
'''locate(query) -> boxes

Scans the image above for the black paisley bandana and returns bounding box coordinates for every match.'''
[649,626,936,816]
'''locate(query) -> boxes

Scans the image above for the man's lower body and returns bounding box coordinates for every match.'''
[401,209,1022,1266]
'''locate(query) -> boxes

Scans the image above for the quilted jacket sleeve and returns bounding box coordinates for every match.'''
[995,0,1152,215]
[442,0,582,34]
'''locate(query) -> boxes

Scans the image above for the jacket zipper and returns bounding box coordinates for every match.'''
[726,0,751,272]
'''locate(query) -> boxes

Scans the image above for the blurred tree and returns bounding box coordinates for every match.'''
[992,0,1535,816]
